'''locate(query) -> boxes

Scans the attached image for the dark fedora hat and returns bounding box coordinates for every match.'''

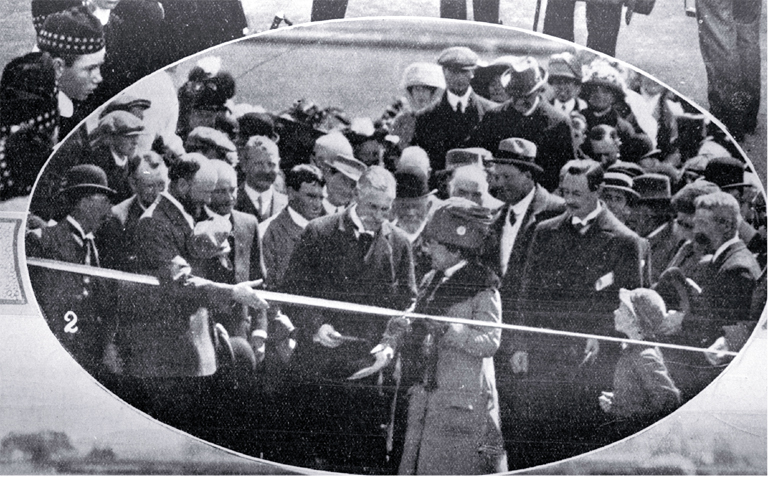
[487,137,543,174]
[633,173,671,202]
[499,56,548,97]
[59,164,116,199]
[703,156,750,190]
[395,165,434,199]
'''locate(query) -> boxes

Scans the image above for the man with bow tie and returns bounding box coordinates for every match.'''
[27,164,117,376]
[509,158,645,468]
[279,165,416,472]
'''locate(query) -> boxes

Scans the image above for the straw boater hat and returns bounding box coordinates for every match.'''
[487,137,543,175]
[603,165,640,199]
[37,6,105,57]
[327,154,367,182]
[499,56,549,97]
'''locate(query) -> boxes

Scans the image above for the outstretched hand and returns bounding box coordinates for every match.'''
[232,279,269,310]
[348,344,394,380]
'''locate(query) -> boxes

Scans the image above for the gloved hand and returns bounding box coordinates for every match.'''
[348,344,395,380]
[313,323,344,348]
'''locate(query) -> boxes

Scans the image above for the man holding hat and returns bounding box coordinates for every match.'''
[547,52,587,115]
[466,56,575,192]
[235,135,288,222]
[27,164,117,376]
[412,46,496,174]
[37,6,106,138]
[321,153,367,215]
[511,158,645,468]
[84,110,145,203]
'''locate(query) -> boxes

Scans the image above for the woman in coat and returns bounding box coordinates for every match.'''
[364,197,507,475]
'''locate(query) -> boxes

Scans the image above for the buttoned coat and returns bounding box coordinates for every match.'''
[124,194,231,378]
[261,207,304,288]
[396,268,506,475]
[234,183,288,223]
[281,210,417,379]
[464,99,576,192]
[97,195,145,271]
[412,91,497,173]
[27,220,114,372]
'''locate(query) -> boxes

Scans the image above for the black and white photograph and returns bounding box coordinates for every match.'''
[0,1,765,475]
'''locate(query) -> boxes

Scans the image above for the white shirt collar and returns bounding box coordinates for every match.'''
[554,97,576,114]
[162,191,195,230]
[58,91,74,119]
[522,96,541,117]
[244,183,273,212]
[111,147,128,168]
[349,204,372,236]
[91,6,111,25]
[446,88,473,112]
[66,215,93,239]
[571,201,603,226]
[510,187,536,217]
[712,235,741,263]
[287,206,310,228]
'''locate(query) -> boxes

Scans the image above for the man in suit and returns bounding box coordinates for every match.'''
[465,56,576,192]
[124,153,268,439]
[261,164,325,288]
[510,159,645,468]
[412,46,496,174]
[27,164,117,376]
[235,135,288,222]
[479,138,565,465]
[279,166,416,472]
[547,52,586,115]
[97,150,168,271]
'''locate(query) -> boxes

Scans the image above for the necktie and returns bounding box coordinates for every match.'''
[256,195,264,218]
[500,209,517,276]
[84,235,100,267]
[457,102,464,114]
[571,217,593,235]
[359,231,375,254]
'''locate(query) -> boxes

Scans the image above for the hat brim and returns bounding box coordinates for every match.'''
[603,184,640,200]
[59,184,117,199]
[503,66,550,97]
[486,157,544,174]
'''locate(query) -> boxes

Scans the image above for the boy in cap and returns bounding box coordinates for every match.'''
[466,56,575,192]
[412,46,496,174]
[599,288,681,439]
[37,6,106,138]
[85,110,145,203]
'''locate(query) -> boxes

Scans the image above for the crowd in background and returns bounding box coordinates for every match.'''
[1,1,765,474]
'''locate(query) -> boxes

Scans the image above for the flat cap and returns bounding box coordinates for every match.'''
[94,110,144,137]
[100,94,152,119]
[437,47,479,70]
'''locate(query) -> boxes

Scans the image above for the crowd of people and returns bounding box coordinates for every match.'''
[4,2,766,473]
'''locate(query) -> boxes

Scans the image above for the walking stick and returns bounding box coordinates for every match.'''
[533,0,544,31]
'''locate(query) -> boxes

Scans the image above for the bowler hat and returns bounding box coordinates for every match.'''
[395,166,433,199]
[423,197,493,251]
[548,52,582,81]
[99,94,152,119]
[328,154,367,182]
[445,148,491,170]
[37,6,105,57]
[437,47,479,71]
[488,137,544,174]
[500,56,548,97]
[703,156,750,190]
[59,164,116,199]
[634,173,671,202]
